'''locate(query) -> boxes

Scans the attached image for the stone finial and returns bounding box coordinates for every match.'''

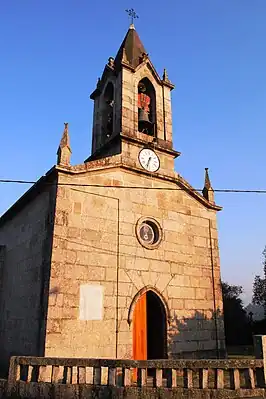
[204,167,212,189]
[163,68,168,80]
[122,47,129,64]
[140,52,148,63]
[108,57,115,68]
[162,68,175,89]
[57,122,72,166]
[97,77,101,89]
[202,168,215,203]
[162,68,171,83]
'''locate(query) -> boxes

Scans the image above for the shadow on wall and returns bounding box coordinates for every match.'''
[0,302,226,379]
[168,309,226,359]
[0,287,60,379]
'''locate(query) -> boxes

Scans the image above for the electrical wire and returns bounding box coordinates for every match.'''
[0,179,266,193]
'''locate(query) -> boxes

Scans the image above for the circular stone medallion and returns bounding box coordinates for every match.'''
[136,217,162,249]
[139,223,155,244]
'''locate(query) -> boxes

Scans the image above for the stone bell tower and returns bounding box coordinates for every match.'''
[86,23,180,177]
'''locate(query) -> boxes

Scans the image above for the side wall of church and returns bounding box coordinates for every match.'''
[45,168,225,360]
[0,187,56,373]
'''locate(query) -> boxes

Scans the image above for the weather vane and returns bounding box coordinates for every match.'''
[126,8,139,25]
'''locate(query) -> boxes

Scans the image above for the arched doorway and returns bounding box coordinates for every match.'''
[133,290,167,360]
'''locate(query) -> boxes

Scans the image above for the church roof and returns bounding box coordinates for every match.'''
[90,23,173,100]
[114,24,147,69]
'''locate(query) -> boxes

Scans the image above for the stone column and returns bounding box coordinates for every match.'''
[253,335,266,387]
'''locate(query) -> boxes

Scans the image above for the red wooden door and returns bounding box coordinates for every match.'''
[133,293,147,381]
[133,293,147,360]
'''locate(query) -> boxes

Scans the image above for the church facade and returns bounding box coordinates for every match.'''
[0,24,225,372]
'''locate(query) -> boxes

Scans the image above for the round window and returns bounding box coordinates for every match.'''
[136,217,162,249]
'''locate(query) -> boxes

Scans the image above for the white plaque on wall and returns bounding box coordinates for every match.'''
[79,284,103,321]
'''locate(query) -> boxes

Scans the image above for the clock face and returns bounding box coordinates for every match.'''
[138,148,160,172]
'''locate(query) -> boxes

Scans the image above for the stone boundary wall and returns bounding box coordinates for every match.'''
[3,383,266,398]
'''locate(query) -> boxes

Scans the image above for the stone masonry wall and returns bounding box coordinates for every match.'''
[45,168,225,360]
[0,187,55,373]
[121,139,175,178]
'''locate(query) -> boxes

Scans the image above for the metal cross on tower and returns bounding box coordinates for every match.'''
[125,8,139,25]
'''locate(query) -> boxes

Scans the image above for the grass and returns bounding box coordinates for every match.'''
[227,345,255,359]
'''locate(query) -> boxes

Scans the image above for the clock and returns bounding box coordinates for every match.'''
[138,148,160,172]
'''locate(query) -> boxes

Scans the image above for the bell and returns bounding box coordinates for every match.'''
[139,108,151,124]
[138,108,153,134]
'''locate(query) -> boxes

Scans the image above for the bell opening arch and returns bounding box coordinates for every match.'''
[137,78,157,136]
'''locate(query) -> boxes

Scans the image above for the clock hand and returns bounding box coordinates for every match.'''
[146,157,152,168]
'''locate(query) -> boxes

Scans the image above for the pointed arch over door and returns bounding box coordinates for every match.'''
[128,286,171,326]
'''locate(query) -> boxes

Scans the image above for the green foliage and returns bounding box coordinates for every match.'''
[222,281,251,345]
[253,275,266,304]
[252,246,266,316]
[222,282,243,299]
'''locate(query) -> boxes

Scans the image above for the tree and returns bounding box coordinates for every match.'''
[222,281,251,345]
[222,282,243,300]
[253,246,266,317]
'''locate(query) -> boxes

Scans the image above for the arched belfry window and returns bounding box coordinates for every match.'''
[102,82,114,138]
[138,78,156,136]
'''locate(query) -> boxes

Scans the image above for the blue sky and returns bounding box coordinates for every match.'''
[0,1,266,304]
